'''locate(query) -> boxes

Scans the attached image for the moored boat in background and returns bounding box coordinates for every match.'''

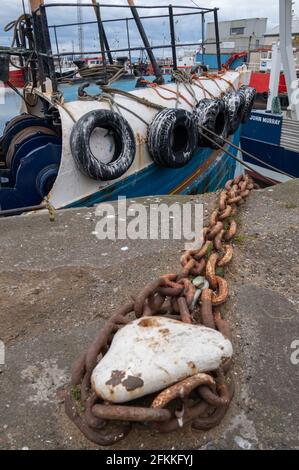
[8,65,25,88]
[241,0,299,184]
[0,1,256,214]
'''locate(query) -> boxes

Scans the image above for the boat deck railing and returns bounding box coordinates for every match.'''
[11,2,223,93]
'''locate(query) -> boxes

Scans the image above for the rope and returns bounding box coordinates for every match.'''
[61,75,292,183]
[44,197,56,222]
[117,102,150,126]
[78,86,151,126]
[198,127,294,183]
[4,14,33,73]
[6,81,36,107]
[217,76,236,92]
[172,70,197,105]
[77,65,123,80]
[4,14,31,49]
[77,68,239,119]
[202,133,277,185]
[205,76,225,95]
[191,76,215,99]
[143,81,194,108]
[52,95,77,123]
[99,93,150,127]
[158,86,193,107]
[101,86,164,111]
[175,81,180,109]
[108,68,126,86]
[198,124,295,180]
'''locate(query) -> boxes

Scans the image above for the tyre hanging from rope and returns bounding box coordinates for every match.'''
[239,85,256,123]
[194,98,229,149]
[223,90,246,135]
[147,108,198,168]
[70,110,136,181]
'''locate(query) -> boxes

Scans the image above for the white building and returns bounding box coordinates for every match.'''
[205,18,268,54]
[264,18,299,46]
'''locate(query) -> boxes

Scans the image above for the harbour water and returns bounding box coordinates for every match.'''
[59,75,172,102]
[0,88,21,134]
[0,76,173,132]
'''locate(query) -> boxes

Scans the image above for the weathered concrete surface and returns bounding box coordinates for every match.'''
[0,183,298,450]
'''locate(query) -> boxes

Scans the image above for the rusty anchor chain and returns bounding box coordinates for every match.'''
[65,174,254,445]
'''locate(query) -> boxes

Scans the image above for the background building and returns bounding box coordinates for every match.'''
[205,18,268,54]
[264,18,299,46]
[196,15,299,72]
[195,17,268,70]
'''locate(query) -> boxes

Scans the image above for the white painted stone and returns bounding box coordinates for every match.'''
[91,316,233,403]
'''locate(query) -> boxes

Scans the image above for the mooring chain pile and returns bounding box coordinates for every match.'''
[65,174,254,446]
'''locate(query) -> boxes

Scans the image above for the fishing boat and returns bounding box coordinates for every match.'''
[241,0,299,183]
[0,1,255,214]
[8,65,25,88]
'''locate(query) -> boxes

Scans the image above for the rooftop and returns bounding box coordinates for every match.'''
[265,18,299,36]
[207,17,267,25]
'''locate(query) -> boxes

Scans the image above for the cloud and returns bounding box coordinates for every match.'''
[1,0,298,53]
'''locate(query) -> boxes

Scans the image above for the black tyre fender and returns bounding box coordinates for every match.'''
[239,85,256,123]
[223,90,245,135]
[147,108,198,168]
[194,98,229,149]
[70,110,136,181]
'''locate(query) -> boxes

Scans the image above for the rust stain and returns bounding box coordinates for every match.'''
[136,132,146,145]
[159,328,170,335]
[170,145,227,195]
[138,318,161,328]
[105,370,126,387]
[187,361,197,371]
[122,375,144,392]
[149,340,160,349]
[135,132,145,169]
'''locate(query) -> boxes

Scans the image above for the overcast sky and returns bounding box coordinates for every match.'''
[1,0,298,54]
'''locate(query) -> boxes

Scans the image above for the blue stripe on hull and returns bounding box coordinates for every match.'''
[241,137,299,178]
[241,110,299,178]
[67,128,241,208]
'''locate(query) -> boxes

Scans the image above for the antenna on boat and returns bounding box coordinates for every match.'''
[29,0,58,93]
[77,0,84,56]
[127,0,164,84]
[21,0,26,14]
[91,0,113,64]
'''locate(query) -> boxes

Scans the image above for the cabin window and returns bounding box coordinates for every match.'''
[230,27,245,35]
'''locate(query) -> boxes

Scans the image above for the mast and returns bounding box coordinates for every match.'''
[267,42,282,111]
[279,0,299,119]
[29,0,43,13]
[77,0,84,55]
[92,0,113,64]
[29,0,57,92]
[127,0,163,83]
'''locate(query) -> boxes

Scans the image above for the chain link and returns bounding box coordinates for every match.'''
[65,174,254,446]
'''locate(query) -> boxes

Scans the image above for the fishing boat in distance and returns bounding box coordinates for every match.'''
[0,1,256,214]
[241,0,299,184]
[8,64,25,89]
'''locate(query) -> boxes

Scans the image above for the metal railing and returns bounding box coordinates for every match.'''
[27,2,222,92]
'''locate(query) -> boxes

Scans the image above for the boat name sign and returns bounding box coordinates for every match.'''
[250,115,281,126]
